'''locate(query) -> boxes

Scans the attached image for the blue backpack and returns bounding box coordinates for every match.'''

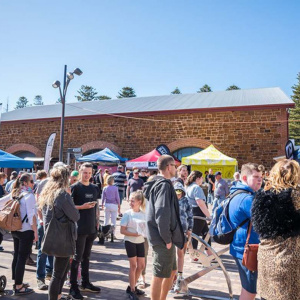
[209,190,250,245]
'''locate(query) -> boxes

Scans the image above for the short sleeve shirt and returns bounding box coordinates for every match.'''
[120,209,145,244]
[186,182,206,207]
[71,182,100,235]
[128,178,144,194]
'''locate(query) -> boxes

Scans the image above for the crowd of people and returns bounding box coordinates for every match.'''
[0,155,299,300]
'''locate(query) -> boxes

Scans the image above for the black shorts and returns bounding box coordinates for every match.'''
[125,241,145,258]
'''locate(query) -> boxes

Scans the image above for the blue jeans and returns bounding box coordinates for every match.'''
[212,195,226,213]
[207,192,214,205]
[118,190,124,206]
[36,222,53,279]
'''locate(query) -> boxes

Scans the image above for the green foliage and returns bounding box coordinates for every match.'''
[33,95,43,105]
[289,73,300,144]
[117,87,136,98]
[15,96,28,109]
[171,87,181,94]
[56,98,62,104]
[98,95,111,100]
[197,84,212,93]
[226,85,240,90]
[75,85,102,101]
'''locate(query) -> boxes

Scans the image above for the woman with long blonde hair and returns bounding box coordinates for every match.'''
[252,159,300,300]
[40,165,80,300]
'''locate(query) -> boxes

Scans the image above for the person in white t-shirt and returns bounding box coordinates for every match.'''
[120,190,146,300]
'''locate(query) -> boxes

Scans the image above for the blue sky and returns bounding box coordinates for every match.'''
[0,0,299,111]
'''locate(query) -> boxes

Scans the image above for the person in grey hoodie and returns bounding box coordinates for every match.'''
[144,155,184,300]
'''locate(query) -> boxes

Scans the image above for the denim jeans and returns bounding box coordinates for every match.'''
[11,230,34,285]
[207,192,214,205]
[48,256,70,300]
[70,233,97,288]
[36,222,53,279]
[212,195,226,213]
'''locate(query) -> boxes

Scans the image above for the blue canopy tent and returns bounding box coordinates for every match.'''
[0,150,34,168]
[76,147,127,164]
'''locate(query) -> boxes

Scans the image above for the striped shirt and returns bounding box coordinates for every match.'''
[113,171,127,192]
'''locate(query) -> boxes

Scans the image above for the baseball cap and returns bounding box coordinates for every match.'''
[215,171,222,176]
[71,170,79,177]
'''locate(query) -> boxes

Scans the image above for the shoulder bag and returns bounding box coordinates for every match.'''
[41,204,76,257]
[242,221,259,272]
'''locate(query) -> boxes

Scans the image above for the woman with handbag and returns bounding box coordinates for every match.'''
[252,159,300,300]
[10,173,38,296]
[39,165,80,300]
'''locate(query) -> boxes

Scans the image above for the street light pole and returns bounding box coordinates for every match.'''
[53,65,82,162]
[59,65,67,162]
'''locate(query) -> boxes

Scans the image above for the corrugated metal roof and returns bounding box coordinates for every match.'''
[1,87,293,122]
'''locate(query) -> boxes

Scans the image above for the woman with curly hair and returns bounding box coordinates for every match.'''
[252,159,300,300]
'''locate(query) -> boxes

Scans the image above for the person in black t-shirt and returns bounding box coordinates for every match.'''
[207,168,215,205]
[69,163,101,299]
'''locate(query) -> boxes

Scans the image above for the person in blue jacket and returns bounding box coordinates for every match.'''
[228,163,263,300]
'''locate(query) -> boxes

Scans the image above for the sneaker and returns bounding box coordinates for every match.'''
[37,279,48,290]
[0,246,4,251]
[126,287,138,300]
[69,287,84,300]
[173,277,183,293]
[79,282,101,293]
[135,287,145,295]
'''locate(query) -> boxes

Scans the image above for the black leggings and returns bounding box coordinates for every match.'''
[11,230,34,285]
[192,207,211,249]
[48,256,70,300]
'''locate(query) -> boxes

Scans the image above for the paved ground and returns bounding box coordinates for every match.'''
[0,201,260,300]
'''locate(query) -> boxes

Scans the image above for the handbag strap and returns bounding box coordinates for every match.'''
[245,221,252,246]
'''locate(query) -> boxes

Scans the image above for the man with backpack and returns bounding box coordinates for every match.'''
[228,163,262,300]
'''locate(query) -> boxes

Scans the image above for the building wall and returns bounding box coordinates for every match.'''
[0,107,288,169]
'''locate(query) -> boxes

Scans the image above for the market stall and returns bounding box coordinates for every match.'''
[181,145,238,178]
[0,150,34,169]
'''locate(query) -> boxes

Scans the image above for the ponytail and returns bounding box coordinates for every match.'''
[11,173,31,197]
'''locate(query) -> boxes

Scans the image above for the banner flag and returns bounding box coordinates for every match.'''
[44,132,56,173]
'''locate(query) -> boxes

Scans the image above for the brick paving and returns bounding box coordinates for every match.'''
[0,201,260,300]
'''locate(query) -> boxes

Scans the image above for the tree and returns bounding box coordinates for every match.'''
[226,85,240,90]
[289,72,300,144]
[117,87,136,98]
[56,98,62,104]
[98,95,111,100]
[15,96,28,109]
[171,87,181,94]
[33,95,43,105]
[75,85,102,101]
[197,84,212,93]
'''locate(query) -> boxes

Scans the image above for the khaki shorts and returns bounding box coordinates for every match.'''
[152,244,177,278]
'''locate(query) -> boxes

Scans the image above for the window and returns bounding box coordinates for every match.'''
[172,147,202,161]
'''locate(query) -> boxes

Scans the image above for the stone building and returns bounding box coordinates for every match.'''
[0,87,294,169]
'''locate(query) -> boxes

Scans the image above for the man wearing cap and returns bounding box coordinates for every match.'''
[212,171,229,213]
[126,169,144,200]
[70,170,79,185]
[113,165,127,217]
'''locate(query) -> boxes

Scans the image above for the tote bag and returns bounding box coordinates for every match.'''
[41,205,76,257]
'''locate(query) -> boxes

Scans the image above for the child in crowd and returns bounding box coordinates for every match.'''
[120,190,146,300]
[173,182,193,293]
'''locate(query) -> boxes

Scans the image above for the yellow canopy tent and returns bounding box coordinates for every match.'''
[181,145,238,179]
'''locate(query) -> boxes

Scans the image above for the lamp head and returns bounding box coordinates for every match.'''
[52,80,61,88]
[67,72,74,80]
[73,68,83,76]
